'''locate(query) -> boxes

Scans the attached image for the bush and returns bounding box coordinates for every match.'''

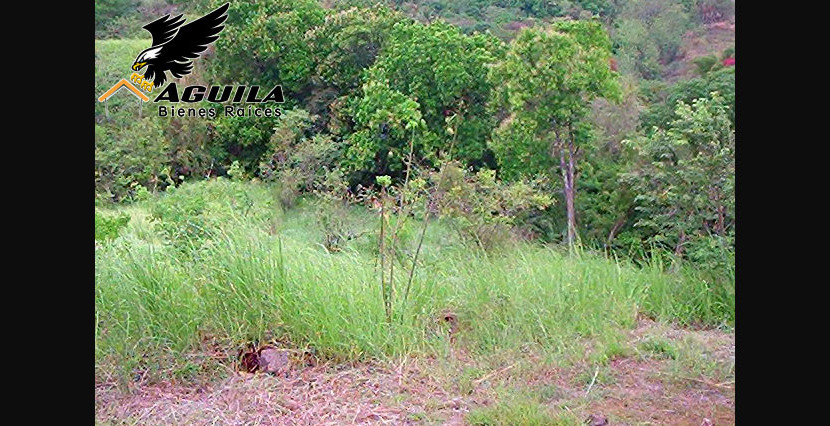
[209,0,326,96]
[613,0,693,80]
[625,93,734,263]
[427,163,554,250]
[259,108,344,207]
[692,54,720,76]
[95,118,173,202]
[685,234,734,277]
[149,179,274,250]
[639,67,735,132]
[95,211,131,242]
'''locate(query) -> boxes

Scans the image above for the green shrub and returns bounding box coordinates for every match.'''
[259,108,344,205]
[692,54,720,76]
[209,0,326,95]
[638,336,678,360]
[685,234,735,280]
[95,118,173,202]
[640,67,735,132]
[95,211,131,242]
[625,93,734,267]
[148,179,274,250]
[428,163,554,250]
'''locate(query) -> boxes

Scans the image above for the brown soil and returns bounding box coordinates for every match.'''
[96,321,734,425]
[664,19,736,83]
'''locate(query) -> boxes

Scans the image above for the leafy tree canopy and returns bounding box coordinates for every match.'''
[624,91,734,259]
[640,66,734,132]
[308,5,405,93]
[490,19,621,180]
[345,19,505,180]
[210,0,326,95]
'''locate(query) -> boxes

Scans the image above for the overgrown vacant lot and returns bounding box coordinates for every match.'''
[95,179,734,425]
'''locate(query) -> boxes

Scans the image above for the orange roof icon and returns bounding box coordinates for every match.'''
[98,79,150,102]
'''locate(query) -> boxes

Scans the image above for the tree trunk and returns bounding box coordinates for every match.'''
[566,131,577,245]
[606,216,626,247]
[675,229,686,256]
[557,128,577,246]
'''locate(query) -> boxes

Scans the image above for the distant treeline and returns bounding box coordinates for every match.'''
[95,0,734,272]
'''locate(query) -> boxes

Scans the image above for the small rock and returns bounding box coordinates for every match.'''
[258,347,290,374]
[586,414,609,426]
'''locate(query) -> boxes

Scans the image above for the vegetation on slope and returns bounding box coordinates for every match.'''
[96,179,733,385]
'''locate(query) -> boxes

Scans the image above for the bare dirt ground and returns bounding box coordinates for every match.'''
[96,320,734,425]
[664,19,736,83]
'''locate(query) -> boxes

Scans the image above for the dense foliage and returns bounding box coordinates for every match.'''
[345,19,503,179]
[624,92,734,269]
[489,20,620,243]
[95,0,735,274]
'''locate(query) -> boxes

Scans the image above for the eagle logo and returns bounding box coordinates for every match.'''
[131,3,229,88]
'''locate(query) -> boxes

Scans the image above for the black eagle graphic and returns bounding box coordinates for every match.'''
[131,3,229,88]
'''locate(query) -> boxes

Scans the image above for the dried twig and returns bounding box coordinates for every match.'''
[652,370,735,389]
[585,367,599,395]
[472,363,517,386]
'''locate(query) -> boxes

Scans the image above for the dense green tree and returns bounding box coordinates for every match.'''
[377,20,503,163]
[612,0,692,80]
[345,19,504,181]
[308,5,404,93]
[306,4,405,133]
[624,92,734,261]
[490,19,620,245]
[95,119,172,202]
[210,114,279,175]
[199,1,326,175]
[343,78,426,180]
[210,0,326,96]
[640,66,734,132]
[577,77,644,247]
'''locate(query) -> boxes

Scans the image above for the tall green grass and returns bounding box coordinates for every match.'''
[95,179,734,382]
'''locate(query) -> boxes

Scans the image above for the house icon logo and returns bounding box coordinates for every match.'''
[98,79,150,103]
[98,79,151,118]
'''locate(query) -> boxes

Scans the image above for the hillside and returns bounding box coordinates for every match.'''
[96,179,734,424]
[664,20,736,82]
[95,1,736,423]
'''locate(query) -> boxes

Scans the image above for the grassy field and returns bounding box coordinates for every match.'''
[95,179,734,424]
